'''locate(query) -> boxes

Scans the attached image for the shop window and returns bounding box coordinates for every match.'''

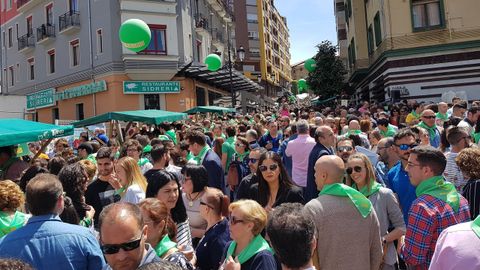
[196,87,206,106]
[52,108,59,123]
[76,103,84,120]
[144,94,160,110]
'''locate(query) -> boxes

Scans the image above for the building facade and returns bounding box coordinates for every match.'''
[0,0,261,123]
[341,0,480,103]
[234,0,291,104]
[291,60,307,81]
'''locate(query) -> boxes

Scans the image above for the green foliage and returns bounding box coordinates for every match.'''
[291,80,299,95]
[307,40,347,98]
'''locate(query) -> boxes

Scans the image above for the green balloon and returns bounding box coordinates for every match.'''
[298,79,307,90]
[304,58,316,72]
[204,54,222,71]
[119,19,151,52]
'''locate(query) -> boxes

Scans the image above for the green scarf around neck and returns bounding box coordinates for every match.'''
[353,180,382,198]
[319,183,372,218]
[235,151,250,162]
[154,235,177,258]
[226,234,272,264]
[192,145,211,165]
[346,129,362,137]
[418,121,437,141]
[436,112,448,121]
[379,125,396,138]
[472,215,480,239]
[416,175,460,212]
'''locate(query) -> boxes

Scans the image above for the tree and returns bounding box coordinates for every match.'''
[307,40,347,99]
[291,80,299,95]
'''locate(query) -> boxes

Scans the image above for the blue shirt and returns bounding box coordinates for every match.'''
[387,162,417,225]
[196,218,230,270]
[0,215,106,270]
[278,133,298,178]
[259,133,283,153]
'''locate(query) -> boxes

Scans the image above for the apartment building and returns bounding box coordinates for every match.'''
[341,0,480,103]
[234,0,292,105]
[0,0,260,123]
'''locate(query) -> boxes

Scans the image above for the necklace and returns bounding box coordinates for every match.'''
[187,192,202,207]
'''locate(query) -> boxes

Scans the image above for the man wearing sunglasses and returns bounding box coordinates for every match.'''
[99,202,161,270]
[0,174,106,270]
[388,129,418,225]
[236,147,267,200]
[417,109,441,148]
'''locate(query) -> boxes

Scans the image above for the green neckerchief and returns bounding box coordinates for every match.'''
[138,157,150,167]
[166,129,177,145]
[412,110,421,119]
[143,144,152,153]
[192,145,211,165]
[186,152,194,162]
[346,129,362,137]
[226,234,272,264]
[418,121,437,141]
[472,215,480,239]
[436,112,448,121]
[379,125,396,137]
[353,180,382,198]
[473,132,480,144]
[0,211,28,238]
[416,175,460,212]
[154,235,177,258]
[319,183,372,218]
[236,151,250,162]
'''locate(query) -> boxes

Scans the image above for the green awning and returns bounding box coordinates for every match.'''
[183,106,236,114]
[0,118,74,147]
[72,110,188,127]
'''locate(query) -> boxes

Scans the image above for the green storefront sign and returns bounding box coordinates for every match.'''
[26,88,56,110]
[26,81,107,110]
[123,81,181,94]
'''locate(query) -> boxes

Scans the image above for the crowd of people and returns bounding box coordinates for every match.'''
[0,97,480,270]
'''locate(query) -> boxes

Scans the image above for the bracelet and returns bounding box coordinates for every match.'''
[80,217,92,227]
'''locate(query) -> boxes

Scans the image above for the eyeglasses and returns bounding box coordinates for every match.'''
[101,236,142,255]
[235,143,245,147]
[346,166,363,175]
[126,148,138,152]
[200,201,213,209]
[259,164,279,172]
[337,146,353,152]
[396,143,418,151]
[422,115,436,119]
[229,216,245,225]
[247,158,258,164]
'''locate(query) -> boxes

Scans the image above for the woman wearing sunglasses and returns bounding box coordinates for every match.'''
[221,199,277,270]
[346,153,406,270]
[138,198,194,270]
[251,151,304,212]
[195,188,231,270]
[146,170,192,248]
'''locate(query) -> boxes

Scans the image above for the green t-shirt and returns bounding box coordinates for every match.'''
[0,211,29,237]
[222,136,236,170]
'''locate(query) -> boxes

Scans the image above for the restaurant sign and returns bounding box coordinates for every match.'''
[123,81,181,94]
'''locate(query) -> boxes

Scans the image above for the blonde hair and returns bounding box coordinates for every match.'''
[78,159,97,183]
[347,153,376,192]
[116,157,148,193]
[229,199,267,235]
[0,180,25,211]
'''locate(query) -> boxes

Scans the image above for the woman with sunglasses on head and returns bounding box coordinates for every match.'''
[251,151,304,212]
[346,153,406,270]
[220,199,276,270]
[181,165,209,245]
[146,170,192,248]
[195,188,231,270]
[138,198,194,270]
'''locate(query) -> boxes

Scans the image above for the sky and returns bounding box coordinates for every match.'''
[275,0,337,65]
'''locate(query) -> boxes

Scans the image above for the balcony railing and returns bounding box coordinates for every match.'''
[36,24,55,42]
[194,14,209,31]
[59,11,80,32]
[18,33,35,51]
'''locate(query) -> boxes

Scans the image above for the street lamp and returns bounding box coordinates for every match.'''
[237,46,245,62]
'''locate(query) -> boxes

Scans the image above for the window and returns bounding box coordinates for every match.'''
[349,38,356,65]
[8,66,14,86]
[7,28,12,48]
[411,0,443,30]
[52,108,59,122]
[69,0,79,12]
[15,23,18,39]
[47,49,55,74]
[70,39,80,67]
[76,103,84,120]
[247,14,258,23]
[248,31,259,40]
[28,58,34,80]
[246,0,257,5]
[7,0,12,10]
[26,16,33,36]
[16,63,19,82]
[96,29,103,54]
[140,24,167,55]
[367,25,374,55]
[373,12,382,46]
[46,4,54,25]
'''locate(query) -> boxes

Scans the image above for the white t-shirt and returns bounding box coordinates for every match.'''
[121,183,145,204]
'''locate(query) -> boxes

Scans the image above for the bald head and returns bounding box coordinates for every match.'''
[349,120,360,130]
[99,202,144,232]
[314,155,345,191]
[421,109,435,117]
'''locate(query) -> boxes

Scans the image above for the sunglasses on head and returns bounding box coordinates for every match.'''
[346,166,363,175]
[337,146,353,152]
[259,164,279,172]
[396,143,418,151]
[101,236,142,255]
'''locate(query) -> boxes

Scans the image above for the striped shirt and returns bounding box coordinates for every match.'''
[443,152,467,191]
[176,220,192,247]
[462,179,480,219]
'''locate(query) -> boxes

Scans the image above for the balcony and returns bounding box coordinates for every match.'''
[16,0,37,13]
[36,24,55,45]
[59,11,80,34]
[194,14,209,35]
[212,30,225,46]
[18,33,35,53]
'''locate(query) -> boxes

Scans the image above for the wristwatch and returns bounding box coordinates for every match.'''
[382,237,387,244]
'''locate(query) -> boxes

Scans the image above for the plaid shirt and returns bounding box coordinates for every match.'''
[401,194,471,270]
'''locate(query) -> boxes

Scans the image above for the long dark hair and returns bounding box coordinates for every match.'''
[145,170,188,224]
[256,151,295,207]
[58,163,90,220]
